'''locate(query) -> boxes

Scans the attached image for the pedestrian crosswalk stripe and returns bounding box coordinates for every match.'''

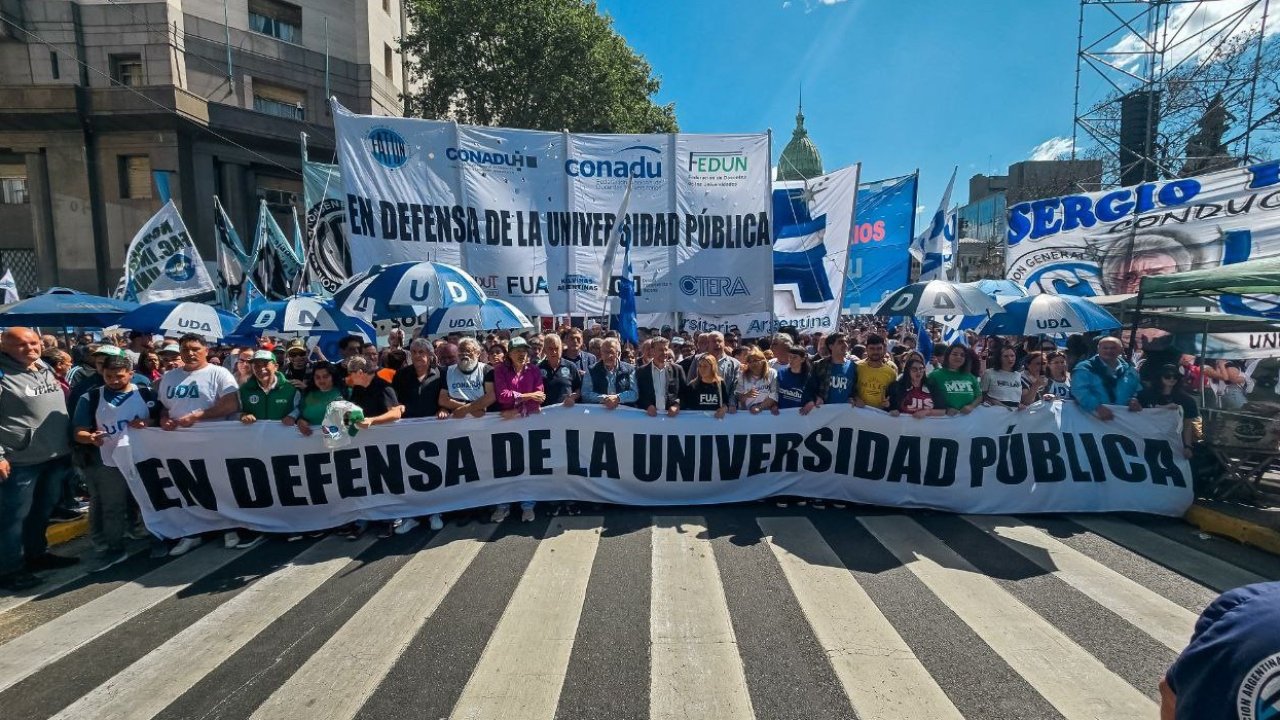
[965,516,1198,652]
[252,524,495,720]
[0,542,146,618]
[450,516,603,720]
[758,517,965,720]
[1068,515,1267,591]
[650,516,754,720]
[859,515,1157,720]
[0,542,245,694]
[49,536,377,720]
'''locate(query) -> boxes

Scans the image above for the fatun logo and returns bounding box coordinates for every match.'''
[367,127,409,169]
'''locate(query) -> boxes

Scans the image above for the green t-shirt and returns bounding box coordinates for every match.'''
[299,388,346,425]
[927,368,981,410]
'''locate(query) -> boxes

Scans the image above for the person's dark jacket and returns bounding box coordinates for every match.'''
[392,365,442,419]
[634,361,686,411]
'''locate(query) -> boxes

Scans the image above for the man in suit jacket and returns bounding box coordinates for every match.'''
[635,337,685,417]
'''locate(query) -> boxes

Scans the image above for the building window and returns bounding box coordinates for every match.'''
[49,51,59,80]
[252,80,306,120]
[0,177,28,205]
[384,44,394,80]
[118,156,152,199]
[110,54,144,87]
[248,0,301,43]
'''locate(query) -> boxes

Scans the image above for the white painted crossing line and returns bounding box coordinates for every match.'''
[1069,515,1267,591]
[0,542,245,694]
[252,523,496,720]
[50,536,378,720]
[449,516,603,720]
[965,515,1198,652]
[0,539,144,617]
[859,515,1157,720]
[650,516,754,720]
[758,517,964,720]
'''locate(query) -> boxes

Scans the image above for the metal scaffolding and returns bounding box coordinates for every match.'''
[1073,0,1273,187]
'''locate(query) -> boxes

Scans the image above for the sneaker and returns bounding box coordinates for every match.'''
[376,522,395,539]
[169,537,203,557]
[89,550,130,574]
[0,570,42,591]
[812,500,827,510]
[775,500,789,508]
[394,518,419,535]
[149,540,171,559]
[235,535,267,551]
[26,553,80,571]
[521,507,535,523]
[223,531,241,549]
[127,527,152,541]
[490,505,510,524]
[48,508,82,523]
[428,514,444,531]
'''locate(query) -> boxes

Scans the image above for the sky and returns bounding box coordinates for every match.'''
[593,0,1272,222]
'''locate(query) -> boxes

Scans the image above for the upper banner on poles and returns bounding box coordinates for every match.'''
[332,102,773,316]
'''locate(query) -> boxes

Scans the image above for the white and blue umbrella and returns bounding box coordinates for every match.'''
[232,296,372,339]
[979,294,1121,337]
[0,288,137,328]
[969,279,1027,299]
[874,280,1005,318]
[333,261,487,321]
[423,297,533,336]
[117,301,240,340]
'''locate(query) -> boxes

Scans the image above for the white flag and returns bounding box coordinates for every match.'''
[913,167,957,282]
[0,269,17,304]
[123,200,216,304]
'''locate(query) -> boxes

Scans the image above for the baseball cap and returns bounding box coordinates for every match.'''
[285,339,307,355]
[251,350,277,362]
[158,343,180,355]
[671,337,687,346]
[508,336,529,350]
[93,345,125,358]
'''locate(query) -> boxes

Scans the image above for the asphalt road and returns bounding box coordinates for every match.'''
[1,503,1277,720]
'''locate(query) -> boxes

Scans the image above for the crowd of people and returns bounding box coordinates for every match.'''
[0,317,1251,590]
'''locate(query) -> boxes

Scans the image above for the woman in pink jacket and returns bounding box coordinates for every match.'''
[491,336,545,523]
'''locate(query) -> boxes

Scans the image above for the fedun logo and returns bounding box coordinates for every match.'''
[368,128,409,169]
[688,152,747,174]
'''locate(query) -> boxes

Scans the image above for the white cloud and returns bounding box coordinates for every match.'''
[915,204,927,214]
[1029,136,1075,161]
[1104,0,1278,71]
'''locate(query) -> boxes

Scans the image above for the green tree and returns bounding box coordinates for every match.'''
[401,0,677,133]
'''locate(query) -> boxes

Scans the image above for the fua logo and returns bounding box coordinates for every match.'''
[368,128,409,169]
[164,253,195,282]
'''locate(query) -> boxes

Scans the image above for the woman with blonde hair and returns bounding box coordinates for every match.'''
[737,346,778,414]
[681,354,729,419]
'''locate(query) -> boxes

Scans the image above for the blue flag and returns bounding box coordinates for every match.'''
[617,235,639,347]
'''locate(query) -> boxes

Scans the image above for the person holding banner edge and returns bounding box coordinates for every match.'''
[492,336,543,523]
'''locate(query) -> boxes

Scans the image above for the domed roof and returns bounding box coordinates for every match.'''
[776,100,823,182]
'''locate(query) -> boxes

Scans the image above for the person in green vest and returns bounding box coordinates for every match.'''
[239,350,300,425]
[927,342,983,415]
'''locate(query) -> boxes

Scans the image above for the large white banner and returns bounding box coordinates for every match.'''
[118,403,1193,538]
[676,164,861,337]
[333,103,773,317]
[1006,161,1280,298]
[124,200,216,303]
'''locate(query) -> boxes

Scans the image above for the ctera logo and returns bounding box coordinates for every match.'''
[680,275,749,297]
[687,151,748,174]
[367,127,409,169]
[445,147,538,170]
[565,145,662,179]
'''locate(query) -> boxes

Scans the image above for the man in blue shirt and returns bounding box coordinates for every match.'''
[813,332,857,406]
[1161,581,1280,719]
